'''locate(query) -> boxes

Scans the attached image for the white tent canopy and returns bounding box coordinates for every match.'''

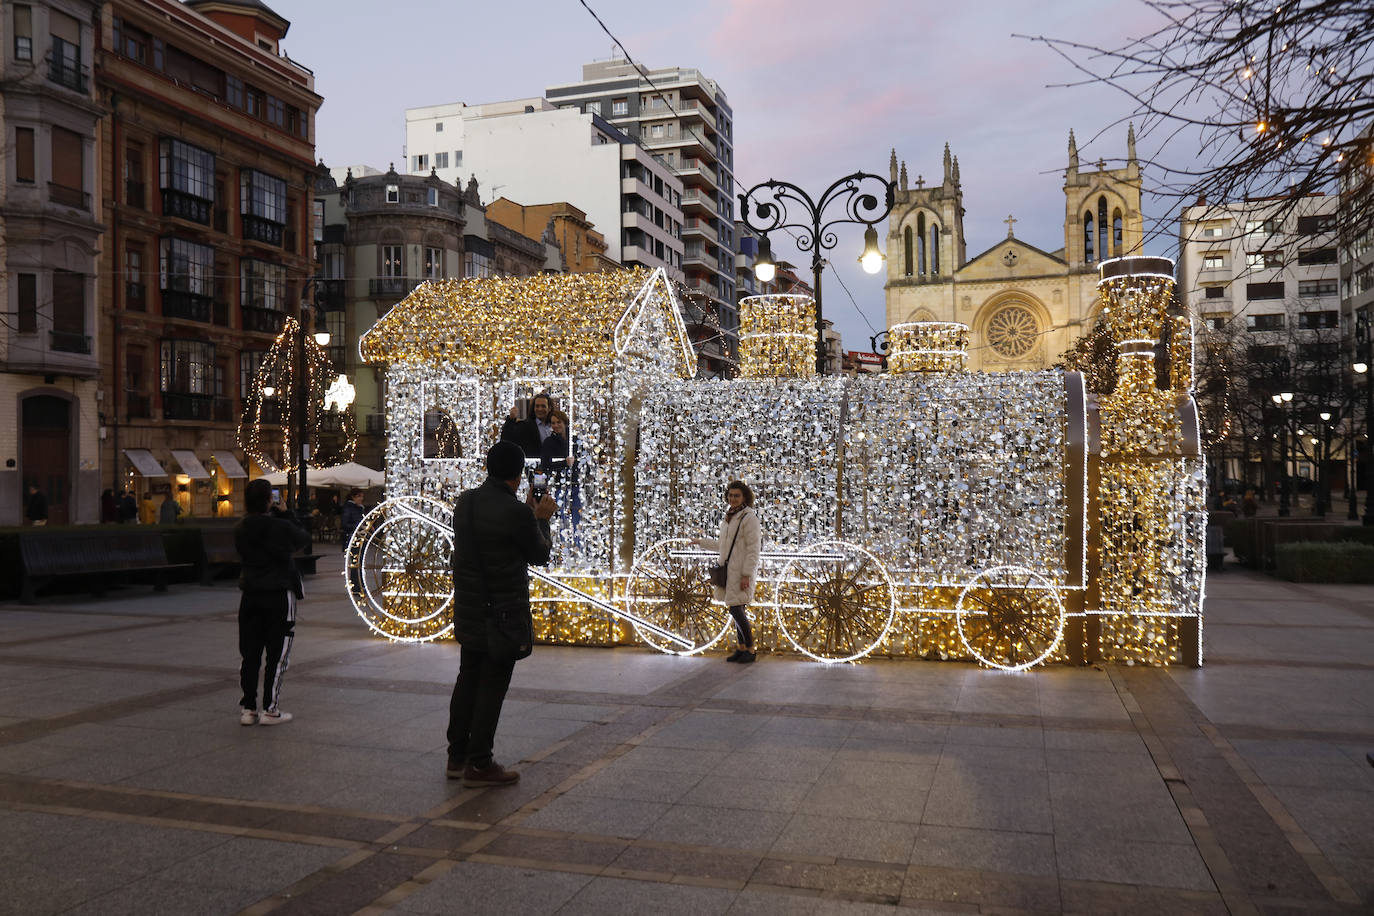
[253,462,383,489]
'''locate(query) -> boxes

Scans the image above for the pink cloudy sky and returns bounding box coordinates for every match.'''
[267,0,1177,350]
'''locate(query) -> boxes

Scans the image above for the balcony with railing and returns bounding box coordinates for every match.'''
[242,214,284,247]
[125,282,146,311]
[368,276,419,298]
[48,59,89,93]
[365,414,386,435]
[48,182,90,210]
[679,159,718,184]
[683,217,719,244]
[161,288,212,322]
[161,188,212,225]
[162,392,216,421]
[126,393,152,419]
[50,330,91,354]
[241,304,286,334]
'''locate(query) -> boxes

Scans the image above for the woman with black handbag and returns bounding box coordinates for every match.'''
[694,480,762,663]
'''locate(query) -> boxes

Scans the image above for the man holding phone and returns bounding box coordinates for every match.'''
[500,392,554,459]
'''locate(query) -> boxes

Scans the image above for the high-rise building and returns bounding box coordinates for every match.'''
[95,0,321,517]
[545,60,738,369]
[885,130,1144,371]
[1,0,105,524]
[403,99,682,280]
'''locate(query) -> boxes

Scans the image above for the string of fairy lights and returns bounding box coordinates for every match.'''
[238,315,357,473]
[347,261,1204,668]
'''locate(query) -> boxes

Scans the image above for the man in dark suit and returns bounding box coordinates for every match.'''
[499,392,554,460]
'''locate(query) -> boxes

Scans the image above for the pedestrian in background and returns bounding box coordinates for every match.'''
[340,487,366,594]
[235,478,308,727]
[158,492,180,524]
[118,490,138,523]
[139,493,157,525]
[100,489,118,523]
[446,440,554,787]
[695,480,762,663]
[25,485,47,527]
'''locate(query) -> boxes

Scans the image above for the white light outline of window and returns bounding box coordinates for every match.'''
[420,378,481,465]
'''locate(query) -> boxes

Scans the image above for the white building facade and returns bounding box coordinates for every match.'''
[404,100,682,280]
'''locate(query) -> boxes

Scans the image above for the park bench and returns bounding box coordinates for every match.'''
[18,529,193,604]
[198,525,321,584]
[199,526,240,585]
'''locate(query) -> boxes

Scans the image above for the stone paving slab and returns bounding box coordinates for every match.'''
[0,555,1371,913]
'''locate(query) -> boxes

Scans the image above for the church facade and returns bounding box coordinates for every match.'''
[883,129,1144,370]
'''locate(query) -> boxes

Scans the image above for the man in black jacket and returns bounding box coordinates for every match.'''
[499,392,554,459]
[235,478,308,726]
[446,440,554,787]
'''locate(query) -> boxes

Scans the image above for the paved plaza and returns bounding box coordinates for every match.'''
[1,553,1371,915]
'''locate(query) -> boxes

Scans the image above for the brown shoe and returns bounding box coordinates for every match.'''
[462,762,520,787]
[445,758,465,779]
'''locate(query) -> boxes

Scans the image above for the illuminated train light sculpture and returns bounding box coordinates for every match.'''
[349,259,1206,670]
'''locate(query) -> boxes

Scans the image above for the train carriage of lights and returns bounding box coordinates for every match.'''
[346,260,1205,669]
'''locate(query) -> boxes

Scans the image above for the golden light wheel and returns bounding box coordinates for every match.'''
[348,496,455,642]
[625,538,730,655]
[773,540,895,663]
[955,566,1065,671]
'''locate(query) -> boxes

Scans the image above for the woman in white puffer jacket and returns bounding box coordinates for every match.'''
[694,480,762,663]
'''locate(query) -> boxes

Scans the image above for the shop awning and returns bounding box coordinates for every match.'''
[210,450,248,479]
[123,449,167,477]
[170,450,212,479]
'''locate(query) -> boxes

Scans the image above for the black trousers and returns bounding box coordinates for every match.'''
[239,590,295,712]
[729,605,753,648]
[446,645,516,768]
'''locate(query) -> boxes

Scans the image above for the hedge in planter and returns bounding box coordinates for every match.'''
[1274,541,1374,583]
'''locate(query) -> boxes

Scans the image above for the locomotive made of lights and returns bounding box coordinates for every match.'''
[347,260,1205,670]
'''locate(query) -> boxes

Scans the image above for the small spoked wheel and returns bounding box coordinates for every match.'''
[773,540,896,663]
[348,496,454,642]
[625,538,731,655]
[955,566,1065,671]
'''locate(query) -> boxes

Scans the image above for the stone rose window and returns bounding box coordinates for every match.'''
[987,304,1040,359]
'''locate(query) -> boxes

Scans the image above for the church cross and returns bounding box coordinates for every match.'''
[915,175,925,188]
[1096,158,1106,170]
[1004,214,1017,237]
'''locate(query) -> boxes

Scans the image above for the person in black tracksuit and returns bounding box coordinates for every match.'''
[235,478,308,726]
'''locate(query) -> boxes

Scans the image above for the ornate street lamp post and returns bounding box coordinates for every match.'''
[739,172,895,375]
[1272,391,1293,516]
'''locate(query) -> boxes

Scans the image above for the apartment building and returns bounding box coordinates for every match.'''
[317,167,560,468]
[404,99,682,281]
[2,0,105,524]
[1179,193,1340,338]
[546,60,738,363]
[95,0,320,517]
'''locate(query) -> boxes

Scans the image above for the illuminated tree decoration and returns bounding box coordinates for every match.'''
[238,316,357,473]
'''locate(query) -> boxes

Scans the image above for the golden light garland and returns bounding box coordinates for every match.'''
[886,321,970,374]
[737,294,816,379]
[238,316,357,473]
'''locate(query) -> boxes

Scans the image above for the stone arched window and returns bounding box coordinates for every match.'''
[1112,209,1123,257]
[1084,211,1095,263]
[930,223,940,275]
[1097,196,1109,264]
[986,302,1041,360]
[903,226,914,276]
[916,212,927,276]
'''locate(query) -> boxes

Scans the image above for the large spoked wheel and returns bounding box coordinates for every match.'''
[348,496,455,642]
[773,540,895,663]
[625,538,731,655]
[956,566,1065,671]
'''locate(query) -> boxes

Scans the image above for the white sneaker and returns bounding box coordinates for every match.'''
[259,709,292,726]
[239,708,258,726]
